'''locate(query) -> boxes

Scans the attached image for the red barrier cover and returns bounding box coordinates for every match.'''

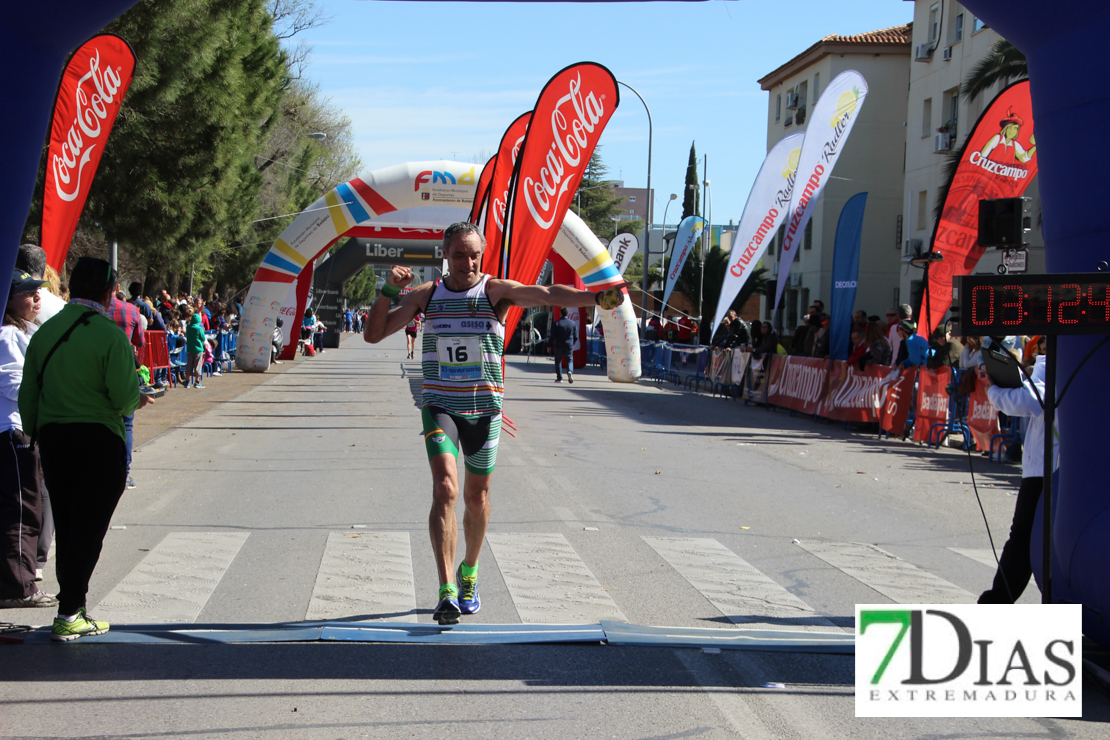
[878,366,917,436]
[820,361,891,423]
[966,369,1001,451]
[766,356,828,415]
[139,331,169,371]
[913,367,953,443]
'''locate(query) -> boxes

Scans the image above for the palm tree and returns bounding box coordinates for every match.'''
[961,40,1027,103]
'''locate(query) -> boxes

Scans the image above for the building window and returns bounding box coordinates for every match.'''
[922,97,933,138]
[800,288,810,318]
[786,289,798,329]
[954,13,964,42]
[929,4,940,42]
[797,80,808,108]
[785,114,793,128]
[628,196,636,202]
[813,73,820,101]
[942,87,959,137]
[916,190,928,231]
[972,16,988,33]
[804,219,813,250]
[776,94,781,122]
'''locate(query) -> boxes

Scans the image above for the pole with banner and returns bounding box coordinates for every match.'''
[42,34,137,272]
[773,70,869,313]
[828,192,867,360]
[919,80,1038,339]
[711,132,803,334]
[660,215,705,315]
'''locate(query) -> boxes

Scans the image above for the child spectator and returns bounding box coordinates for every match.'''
[185,310,205,389]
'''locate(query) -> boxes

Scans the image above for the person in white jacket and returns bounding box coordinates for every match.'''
[978,353,1058,603]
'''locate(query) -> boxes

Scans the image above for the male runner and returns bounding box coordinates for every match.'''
[364,222,625,624]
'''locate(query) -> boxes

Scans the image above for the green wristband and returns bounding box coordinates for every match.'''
[380,283,401,299]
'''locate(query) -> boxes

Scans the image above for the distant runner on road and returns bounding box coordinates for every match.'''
[364,222,626,624]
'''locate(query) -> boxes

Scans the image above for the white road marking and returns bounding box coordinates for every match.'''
[949,547,1000,569]
[674,650,776,740]
[95,532,249,623]
[644,537,839,631]
[306,531,416,622]
[797,540,975,604]
[487,533,625,623]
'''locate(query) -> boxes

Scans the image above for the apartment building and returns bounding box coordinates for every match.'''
[758,25,911,331]
[901,0,1043,314]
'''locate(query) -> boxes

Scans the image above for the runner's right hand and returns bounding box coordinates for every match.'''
[388,266,414,288]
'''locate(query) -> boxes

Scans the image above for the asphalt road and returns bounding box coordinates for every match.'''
[2,333,1106,739]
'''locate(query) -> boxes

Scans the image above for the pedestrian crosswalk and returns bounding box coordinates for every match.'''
[87,530,994,627]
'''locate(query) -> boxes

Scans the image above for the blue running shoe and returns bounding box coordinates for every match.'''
[433,585,461,625]
[456,565,480,615]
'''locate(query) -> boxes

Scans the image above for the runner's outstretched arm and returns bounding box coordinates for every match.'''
[488,280,632,310]
[364,266,433,343]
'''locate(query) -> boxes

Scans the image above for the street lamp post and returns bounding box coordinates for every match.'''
[617,81,652,332]
[701,177,713,342]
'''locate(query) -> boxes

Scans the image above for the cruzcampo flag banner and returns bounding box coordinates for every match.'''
[661,215,705,313]
[774,70,869,310]
[42,34,136,272]
[501,62,620,339]
[829,192,867,360]
[472,111,531,278]
[711,132,804,333]
[919,80,1038,339]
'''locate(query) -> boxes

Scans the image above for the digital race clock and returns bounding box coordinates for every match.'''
[955,273,1110,336]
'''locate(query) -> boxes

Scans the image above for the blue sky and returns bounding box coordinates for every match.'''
[291,0,913,228]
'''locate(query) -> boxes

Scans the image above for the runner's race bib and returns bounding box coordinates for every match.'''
[437,336,482,381]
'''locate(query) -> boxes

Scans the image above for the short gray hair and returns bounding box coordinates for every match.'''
[898,303,913,319]
[443,222,485,251]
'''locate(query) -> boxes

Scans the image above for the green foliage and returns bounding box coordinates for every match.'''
[623,252,663,291]
[682,142,700,221]
[343,265,379,306]
[665,244,768,341]
[961,40,1028,104]
[616,218,643,236]
[573,148,627,238]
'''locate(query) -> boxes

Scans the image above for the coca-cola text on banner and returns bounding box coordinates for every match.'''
[501,62,621,341]
[774,70,869,310]
[712,132,804,333]
[42,34,136,272]
[920,80,1037,338]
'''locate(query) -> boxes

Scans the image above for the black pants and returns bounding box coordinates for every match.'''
[553,343,572,379]
[0,429,42,600]
[38,423,127,616]
[979,476,1043,604]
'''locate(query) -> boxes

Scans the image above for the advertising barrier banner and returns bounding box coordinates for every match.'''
[709,348,732,384]
[42,34,136,272]
[878,367,917,437]
[774,70,869,309]
[711,132,804,334]
[966,369,1001,451]
[766,355,829,415]
[732,350,751,385]
[920,81,1038,338]
[913,367,953,443]
[819,361,888,422]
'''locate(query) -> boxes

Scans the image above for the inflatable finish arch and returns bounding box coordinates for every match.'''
[236,160,641,382]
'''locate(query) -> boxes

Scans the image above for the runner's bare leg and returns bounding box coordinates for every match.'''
[428,453,459,587]
[461,470,492,569]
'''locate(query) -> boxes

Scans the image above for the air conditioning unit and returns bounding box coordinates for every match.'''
[785,91,799,110]
[914,44,933,62]
[903,238,923,258]
[934,133,953,153]
[942,45,954,61]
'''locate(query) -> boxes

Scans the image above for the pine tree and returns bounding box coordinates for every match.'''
[573,149,627,238]
[682,142,700,221]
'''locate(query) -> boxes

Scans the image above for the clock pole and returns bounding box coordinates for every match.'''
[1041,335,1056,605]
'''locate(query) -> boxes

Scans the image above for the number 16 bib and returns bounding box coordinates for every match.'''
[437,336,482,381]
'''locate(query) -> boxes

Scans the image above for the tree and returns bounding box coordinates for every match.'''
[623,252,663,291]
[681,142,700,221]
[343,265,379,306]
[573,147,627,238]
[961,40,1027,104]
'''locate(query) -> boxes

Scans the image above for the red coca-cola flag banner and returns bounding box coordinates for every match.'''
[766,356,829,415]
[42,34,136,272]
[966,369,1002,451]
[501,62,619,339]
[920,81,1037,338]
[469,154,497,226]
[477,111,532,278]
[913,367,953,443]
[878,367,917,437]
